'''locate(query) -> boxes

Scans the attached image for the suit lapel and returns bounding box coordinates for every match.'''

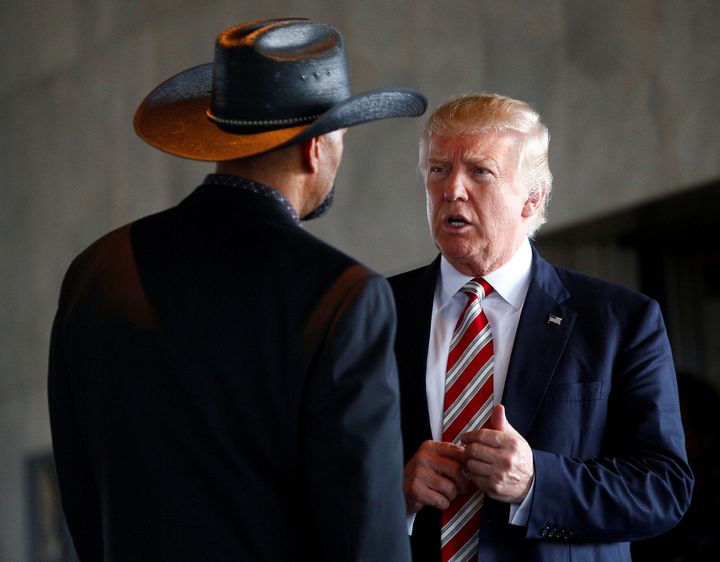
[502,249,577,437]
[390,257,440,456]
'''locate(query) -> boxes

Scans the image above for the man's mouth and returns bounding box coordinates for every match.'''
[446,216,469,228]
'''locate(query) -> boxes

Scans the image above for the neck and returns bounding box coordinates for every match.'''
[445,236,529,277]
[215,149,305,215]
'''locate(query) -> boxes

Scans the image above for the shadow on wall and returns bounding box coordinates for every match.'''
[26,453,78,562]
[632,372,720,561]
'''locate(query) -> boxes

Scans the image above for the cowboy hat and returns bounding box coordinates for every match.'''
[133,18,427,161]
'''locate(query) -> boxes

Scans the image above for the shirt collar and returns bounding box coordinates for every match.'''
[437,238,533,310]
[202,173,301,226]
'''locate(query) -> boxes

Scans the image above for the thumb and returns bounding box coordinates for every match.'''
[488,404,509,431]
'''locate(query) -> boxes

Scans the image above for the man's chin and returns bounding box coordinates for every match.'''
[302,187,335,221]
[435,237,483,273]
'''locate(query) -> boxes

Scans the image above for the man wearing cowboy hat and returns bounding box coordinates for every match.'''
[48,18,426,561]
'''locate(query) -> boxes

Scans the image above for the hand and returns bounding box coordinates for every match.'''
[460,404,534,503]
[403,440,469,514]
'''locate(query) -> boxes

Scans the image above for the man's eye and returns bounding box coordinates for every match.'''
[429,166,446,174]
[474,167,490,175]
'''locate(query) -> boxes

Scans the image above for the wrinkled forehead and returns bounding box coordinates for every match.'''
[423,130,523,164]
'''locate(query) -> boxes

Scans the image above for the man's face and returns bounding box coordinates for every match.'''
[423,131,540,276]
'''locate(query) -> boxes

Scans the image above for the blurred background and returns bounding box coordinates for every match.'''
[2,1,719,560]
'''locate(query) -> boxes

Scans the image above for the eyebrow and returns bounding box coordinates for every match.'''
[427,153,498,166]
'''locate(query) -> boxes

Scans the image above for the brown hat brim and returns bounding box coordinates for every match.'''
[134,63,427,161]
[133,64,313,161]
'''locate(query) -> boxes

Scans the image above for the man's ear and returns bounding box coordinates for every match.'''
[300,137,321,174]
[522,189,545,218]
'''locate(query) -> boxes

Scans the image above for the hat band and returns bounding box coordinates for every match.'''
[206,109,321,127]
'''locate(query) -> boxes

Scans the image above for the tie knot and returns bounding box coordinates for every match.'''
[461,277,493,302]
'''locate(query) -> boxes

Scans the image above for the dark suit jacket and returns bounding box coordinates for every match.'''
[389,249,693,562]
[48,181,411,562]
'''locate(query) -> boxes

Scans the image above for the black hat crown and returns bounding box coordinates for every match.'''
[209,19,352,132]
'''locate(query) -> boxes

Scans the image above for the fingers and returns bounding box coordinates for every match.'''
[464,457,534,504]
[405,406,534,511]
[488,403,507,431]
[403,440,471,513]
[460,405,516,445]
[460,428,504,448]
[411,440,469,490]
[460,404,518,448]
[430,440,467,463]
[458,406,535,503]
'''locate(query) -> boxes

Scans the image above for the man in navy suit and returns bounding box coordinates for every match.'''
[389,93,693,562]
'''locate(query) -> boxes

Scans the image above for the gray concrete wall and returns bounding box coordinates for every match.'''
[2,1,719,559]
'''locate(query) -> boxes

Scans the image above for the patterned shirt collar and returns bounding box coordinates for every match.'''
[202,173,301,226]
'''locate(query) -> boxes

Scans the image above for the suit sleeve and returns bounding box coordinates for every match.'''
[526,298,693,543]
[301,270,411,562]
[47,261,104,561]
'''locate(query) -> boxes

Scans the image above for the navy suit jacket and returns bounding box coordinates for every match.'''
[389,249,693,562]
[49,182,411,562]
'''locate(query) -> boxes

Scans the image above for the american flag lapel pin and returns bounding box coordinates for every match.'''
[547,314,563,326]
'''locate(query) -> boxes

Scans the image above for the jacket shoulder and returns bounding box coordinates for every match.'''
[388,259,439,292]
[552,263,654,305]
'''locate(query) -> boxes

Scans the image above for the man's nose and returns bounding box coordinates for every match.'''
[443,171,469,201]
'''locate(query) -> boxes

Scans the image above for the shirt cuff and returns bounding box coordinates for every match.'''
[407,512,416,534]
[508,477,535,526]
[407,480,534,532]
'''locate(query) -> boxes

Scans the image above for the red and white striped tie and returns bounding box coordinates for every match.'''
[441,277,494,562]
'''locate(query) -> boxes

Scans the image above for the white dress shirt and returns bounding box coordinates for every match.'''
[409,238,534,532]
[427,239,532,441]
